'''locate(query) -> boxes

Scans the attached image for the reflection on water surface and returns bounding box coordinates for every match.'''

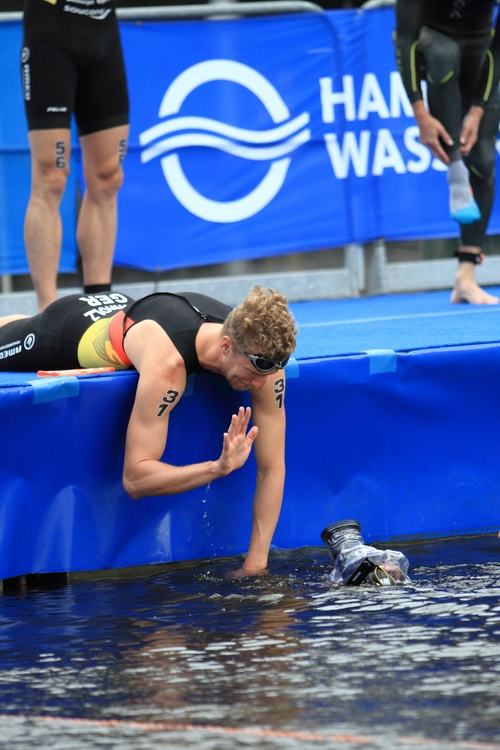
[0,535,499,749]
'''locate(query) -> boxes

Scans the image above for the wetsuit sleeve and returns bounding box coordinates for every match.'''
[395,0,425,104]
[474,12,500,108]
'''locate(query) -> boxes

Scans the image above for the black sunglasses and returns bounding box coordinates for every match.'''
[244,352,290,373]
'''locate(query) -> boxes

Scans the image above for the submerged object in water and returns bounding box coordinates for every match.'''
[321,519,410,586]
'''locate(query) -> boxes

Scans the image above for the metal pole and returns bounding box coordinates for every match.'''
[0,275,12,294]
[360,0,395,9]
[0,1,323,22]
[367,239,388,296]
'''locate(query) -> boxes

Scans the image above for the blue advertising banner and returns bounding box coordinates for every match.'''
[118,12,342,271]
[1,8,500,275]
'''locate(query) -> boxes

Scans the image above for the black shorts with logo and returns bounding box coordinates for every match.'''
[0,293,133,371]
[21,0,129,135]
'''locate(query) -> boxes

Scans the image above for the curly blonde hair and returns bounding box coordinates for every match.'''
[221,286,298,361]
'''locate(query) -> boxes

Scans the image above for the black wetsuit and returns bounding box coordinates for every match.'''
[395,0,500,247]
[21,0,129,135]
[0,292,232,374]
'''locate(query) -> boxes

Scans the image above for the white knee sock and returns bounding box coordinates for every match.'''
[446,159,481,224]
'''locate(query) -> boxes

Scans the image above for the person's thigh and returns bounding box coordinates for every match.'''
[21,36,76,132]
[74,35,129,137]
[0,314,53,371]
[417,25,463,141]
[458,36,491,115]
[418,25,461,85]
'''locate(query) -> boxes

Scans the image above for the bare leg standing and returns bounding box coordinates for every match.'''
[23,125,128,311]
[77,124,129,291]
[21,0,129,312]
[24,129,70,312]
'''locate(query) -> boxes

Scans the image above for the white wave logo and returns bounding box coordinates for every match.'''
[139,60,310,223]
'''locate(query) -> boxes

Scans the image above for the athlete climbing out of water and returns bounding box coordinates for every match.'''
[395,0,500,305]
[0,287,298,577]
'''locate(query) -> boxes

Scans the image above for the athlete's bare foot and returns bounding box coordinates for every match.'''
[451,257,499,305]
[451,280,499,304]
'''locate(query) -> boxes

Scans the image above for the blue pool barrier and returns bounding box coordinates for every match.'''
[1,337,499,580]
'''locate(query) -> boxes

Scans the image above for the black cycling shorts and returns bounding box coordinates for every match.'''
[21,0,129,135]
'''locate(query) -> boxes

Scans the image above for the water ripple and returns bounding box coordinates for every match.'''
[0,536,499,748]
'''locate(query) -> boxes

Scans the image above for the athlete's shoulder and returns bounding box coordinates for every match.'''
[178,292,233,321]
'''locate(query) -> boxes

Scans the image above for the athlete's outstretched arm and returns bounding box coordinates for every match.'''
[121,321,258,499]
[228,371,287,576]
[123,396,258,498]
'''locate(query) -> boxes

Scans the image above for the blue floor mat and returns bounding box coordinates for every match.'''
[290,287,500,359]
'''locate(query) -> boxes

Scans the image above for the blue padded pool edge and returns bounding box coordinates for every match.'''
[1,289,499,579]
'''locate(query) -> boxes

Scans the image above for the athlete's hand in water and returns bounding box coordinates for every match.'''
[460,105,484,156]
[412,101,453,164]
[214,406,258,477]
[224,566,270,580]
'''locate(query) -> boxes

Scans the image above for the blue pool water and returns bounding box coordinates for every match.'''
[0,534,499,750]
